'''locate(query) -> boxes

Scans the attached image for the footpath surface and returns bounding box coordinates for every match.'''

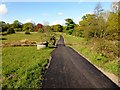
[42,35,119,88]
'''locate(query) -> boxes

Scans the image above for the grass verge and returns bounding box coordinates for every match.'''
[2,46,53,88]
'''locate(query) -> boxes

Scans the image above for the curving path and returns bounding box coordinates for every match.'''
[42,35,119,88]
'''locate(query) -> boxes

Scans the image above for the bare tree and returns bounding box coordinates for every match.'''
[94,2,104,17]
[111,2,118,12]
[118,1,120,10]
[94,2,104,37]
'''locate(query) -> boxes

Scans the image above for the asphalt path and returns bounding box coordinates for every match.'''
[42,35,119,88]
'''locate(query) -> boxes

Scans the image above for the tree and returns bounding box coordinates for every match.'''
[94,2,104,16]
[34,23,44,32]
[111,2,120,12]
[51,24,63,32]
[0,21,7,32]
[22,23,34,32]
[7,27,15,34]
[57,24,63,32]
[72,24,83,37]
[94,2,104,37]
[43,25,52,33]
[79,14,97,39]
[65,18,75,35]
[97,13,106,38]
[106,12,118,40]
[62,26,67,33]
[12,20,22,32]
[0,21,15,35]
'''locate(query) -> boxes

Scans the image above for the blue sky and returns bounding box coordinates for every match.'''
[0,2,112,25]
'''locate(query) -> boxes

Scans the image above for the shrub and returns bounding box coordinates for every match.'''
[94,39,118,61]
[25,30,30,34]
[7,28,15,34]
[14,28,22,32]
[66,29,73,35]
[72,29,84,37]
[29,29,34,32]
[38,28,44,33]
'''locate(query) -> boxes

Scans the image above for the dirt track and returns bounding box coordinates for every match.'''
[42,35,119,88]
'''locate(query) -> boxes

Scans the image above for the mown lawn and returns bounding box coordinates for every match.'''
[2,46,53,88]
[2,32,48,42]
[1,32,54,88]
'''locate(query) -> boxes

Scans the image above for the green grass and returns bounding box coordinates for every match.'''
[1,32,54,88]
[57,33,85,44]
[1,32,53,43]
[0,32,58,88]
[2,46,53,88]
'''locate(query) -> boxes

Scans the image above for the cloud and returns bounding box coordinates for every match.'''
[0,4,8,14]
[43,20,49,25]
[74,17,82,24]
[82,11,94,16]
[73,12,94,24]
[50,20,65,26]
[58,12,63,16]
[24,19,35,24]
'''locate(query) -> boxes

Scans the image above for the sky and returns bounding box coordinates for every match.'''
[0,1,112,25]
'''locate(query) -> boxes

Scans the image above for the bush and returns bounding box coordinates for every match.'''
[29,29,34,32]
[38,28,44,33]
[25,30,30,34]
[72,29,84,37]
[66,29,73,35]
[14,28,22,32]
[94,39,118,61]
[7,28,15,34]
